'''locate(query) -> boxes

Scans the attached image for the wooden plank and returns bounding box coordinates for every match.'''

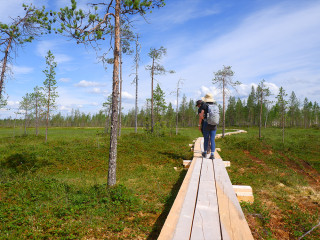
[236,193,254,203]
[213,158,254,240]
[173,158,203,239]
[158,138,202,240]
[191,158,221,240]
[233,185,254,203]
[233,185,252,193]
[224,161,231,167]
[183,160,192,169]
[194,137,202,158]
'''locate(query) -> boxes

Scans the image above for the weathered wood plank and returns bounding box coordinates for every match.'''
[214,159,254,240]
[191,158,221,240]
[158,138,202,240]
[173,158,203,239]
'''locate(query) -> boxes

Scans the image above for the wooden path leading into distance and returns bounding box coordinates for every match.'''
[158,130,254,240]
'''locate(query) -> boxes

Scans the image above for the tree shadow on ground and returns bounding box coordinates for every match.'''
[159,151,191,162]
[147,169,187,240]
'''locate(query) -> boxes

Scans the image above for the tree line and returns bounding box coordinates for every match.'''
[224,86,320,129]
[1,83,319,132]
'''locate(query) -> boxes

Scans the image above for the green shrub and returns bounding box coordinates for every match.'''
[1,152,51,173]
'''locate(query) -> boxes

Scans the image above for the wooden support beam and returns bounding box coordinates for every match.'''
[224,161,231,167]
[189,144,194,147]
[233,185,254,203]
[183,160,192,169]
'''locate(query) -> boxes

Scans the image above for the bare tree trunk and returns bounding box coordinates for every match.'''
[0,37,12,97]
[45,86,51,143]
[151,57,155,133]
[108,0,120,187]
[104,108,111,134]
[134,35,139,134]
[24,109,28,135]
[176,88,179,135]
[282,113,285,144]
[118,37,122,137]
[13,113,17,137]
[35,97,39,136]
[222,79,225,137]
[259,93,263,139]
[264,106,269,128]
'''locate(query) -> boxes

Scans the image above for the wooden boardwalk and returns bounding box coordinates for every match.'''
[158,131,254,240]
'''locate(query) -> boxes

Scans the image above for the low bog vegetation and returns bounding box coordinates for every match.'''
[0,127,319,239]
[0,128,196,239]
[219,127,320,240]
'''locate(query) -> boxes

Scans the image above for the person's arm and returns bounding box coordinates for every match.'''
[198,109,204,131]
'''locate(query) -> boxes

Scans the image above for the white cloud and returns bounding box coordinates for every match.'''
[75,80,106,88]
[90,87,102,93]
[7,101,19,106]
[162,1,320,105]
[264,82,279,96]
[11,65,33,75]
[122,91,134,100]
[60,105,71,111]
[37,41,72,64]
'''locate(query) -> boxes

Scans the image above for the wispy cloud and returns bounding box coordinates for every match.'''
[11,65,33,75]
[75,80,107,88]
[122,91,134,100]
[37,41,72,64]
[0,0,36,23]
[161,1,320,104]
[155,0,219,25]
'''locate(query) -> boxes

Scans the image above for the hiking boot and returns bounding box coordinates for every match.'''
[209,154,215,160]
[202,152,207,158]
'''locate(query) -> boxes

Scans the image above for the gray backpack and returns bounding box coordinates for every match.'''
[206,104,219,125]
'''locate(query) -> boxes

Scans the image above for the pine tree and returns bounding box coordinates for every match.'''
[0,4,50,98]
[19,93,33,135]
[276,87,288,144]
[288,91,300,127]
[30,86,45,136]
[55,0,166,187]
[42,50,58,142]
[145,46,173,132]
[212,65,240,137]
[257,80,271,139]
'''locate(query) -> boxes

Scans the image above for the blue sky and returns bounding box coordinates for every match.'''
[1,0,320,118]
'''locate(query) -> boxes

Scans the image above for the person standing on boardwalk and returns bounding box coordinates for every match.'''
[196,99,211,152]
[198,93,219,159]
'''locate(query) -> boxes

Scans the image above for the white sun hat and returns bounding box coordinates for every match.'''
[202,93,215,103]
